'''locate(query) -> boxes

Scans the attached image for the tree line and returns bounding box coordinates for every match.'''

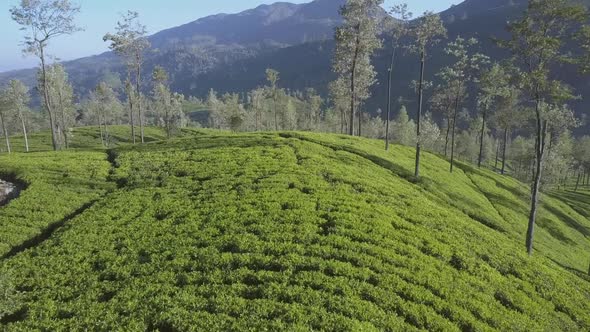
[329,0,590,259]
[2,0,590,260]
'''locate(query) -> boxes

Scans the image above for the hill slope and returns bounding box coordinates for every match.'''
[0,128,589,330]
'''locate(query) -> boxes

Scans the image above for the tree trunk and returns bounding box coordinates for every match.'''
[255,104,259,132]
[575,170,582,192]
[526,98,547,256]
[136,61,145,144]
[39,46,59,151]
[450,87,461,173]
[18,110,29,152]
[340,108,344,134]
[444,115,451,157]
[126,77,136,144]
[358,110,362,137]
[478,106,487,168]
[349,30,361,136]
[385,47,396,151]
[309,103,314,131]
[165,105,171,138]
[415,51,425,178]
[104,122,110,147]
[273,94,278,131]
[57,88,69,150]
[501,128,508,175]
[0,112,11,154]
[494,138,500,170]
[98,113,105,146]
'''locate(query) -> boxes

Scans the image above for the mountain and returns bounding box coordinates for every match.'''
[149,0,344,48]
[1,0,589,132]
[183,0,590,133]
[0,0,353,97]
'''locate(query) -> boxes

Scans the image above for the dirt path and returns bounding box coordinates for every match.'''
[0,179,19,206]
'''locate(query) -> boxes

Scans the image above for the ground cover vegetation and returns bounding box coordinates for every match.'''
[3,1,590,258]
[1,0,590,329]
[0,129,588,330]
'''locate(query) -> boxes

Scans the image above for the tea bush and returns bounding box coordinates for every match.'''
[0,130,589,330]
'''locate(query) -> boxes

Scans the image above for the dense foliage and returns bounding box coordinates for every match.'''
[1,0,590,329]
[0,129,588,330]
[0,151,112,257]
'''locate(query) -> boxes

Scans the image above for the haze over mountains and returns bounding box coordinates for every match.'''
[1,0,589,129]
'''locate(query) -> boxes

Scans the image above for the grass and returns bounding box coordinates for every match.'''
[0,151,113,257]
[5,126,169,152]
[0,129,589,331]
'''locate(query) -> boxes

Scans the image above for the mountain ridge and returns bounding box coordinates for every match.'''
[0,0,353,98]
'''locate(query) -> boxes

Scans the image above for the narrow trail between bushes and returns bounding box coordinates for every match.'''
[0,179,22,207]
[1,150,120,260]
[0,198,103,260]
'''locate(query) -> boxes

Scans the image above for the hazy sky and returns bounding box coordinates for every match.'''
[0,0,459,72]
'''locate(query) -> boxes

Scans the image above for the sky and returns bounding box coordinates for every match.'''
[0,0,459,72]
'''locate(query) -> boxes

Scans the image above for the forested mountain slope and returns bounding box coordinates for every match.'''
[7,0,590,133]
[0,0,352,98]
[0,128,589,330]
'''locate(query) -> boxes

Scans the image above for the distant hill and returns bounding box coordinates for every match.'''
[0,0,352,97]
[1,0,589,132]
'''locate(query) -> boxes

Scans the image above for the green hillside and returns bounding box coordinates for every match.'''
[1,128,589,331]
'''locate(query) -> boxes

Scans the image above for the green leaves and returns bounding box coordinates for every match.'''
[10,0,82,55]
[408,11,447,56]
[1,130,590,330]
[0,150,113,257]
[332,0,383,135]
[500,0,588,103]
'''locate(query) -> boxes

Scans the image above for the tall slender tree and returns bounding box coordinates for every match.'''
[265,69,280,131]
[329,77,350,134]
[498,0,587,255]
[384,4,412,150]
[10,0,82,151]
[104,11,150,144]
[332,0,383,136]
[439,36,489,173]
[1,80,30,152]
[430,85,456,157]
[305,88,323,130]
[249,88,265,131]
[152,67,185,137]
[0,98,11,154]
[44,64,75,149]
[477,63,510,168]
[409,12,446,177]
[90,82,122,147]
[152,66,171,136]
[495,86,521,175]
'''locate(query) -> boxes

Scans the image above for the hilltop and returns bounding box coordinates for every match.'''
[0,127,589,330]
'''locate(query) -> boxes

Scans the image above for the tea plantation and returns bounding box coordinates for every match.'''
[0,128,589,331]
